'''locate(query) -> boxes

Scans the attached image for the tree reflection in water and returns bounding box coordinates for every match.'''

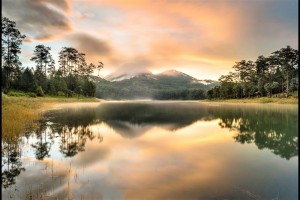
[1,109,100,192]
[59,125,95,157]
[31,122,52,160]
[44,103,297,160]
[208,104,298,160]
[2,136,25,189]
[1,102,298,193]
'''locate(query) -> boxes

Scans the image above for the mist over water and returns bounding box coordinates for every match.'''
[2,102,298,200]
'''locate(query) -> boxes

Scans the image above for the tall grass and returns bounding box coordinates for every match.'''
[2,94,100,139]
[2,96,40,139]
[203,93,298,104]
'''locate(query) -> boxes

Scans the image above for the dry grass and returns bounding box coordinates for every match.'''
[2,94,100,139]
[202,97,298,104]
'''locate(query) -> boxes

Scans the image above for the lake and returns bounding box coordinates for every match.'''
[2,101,298,200]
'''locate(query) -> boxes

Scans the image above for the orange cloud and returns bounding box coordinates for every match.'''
[6,0,298,80]
[68,1,260,78]
[3,0,73,41]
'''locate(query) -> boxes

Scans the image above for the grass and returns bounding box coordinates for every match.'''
[202,95,298,104]
[2,94,100,139]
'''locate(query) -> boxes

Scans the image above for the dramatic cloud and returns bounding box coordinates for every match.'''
[2,0,72,41]
[67,33,112,64]
[106,56,153,78]
[3,0,298,80]
[69,0,297,79]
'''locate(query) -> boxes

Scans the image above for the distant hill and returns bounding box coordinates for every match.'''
[95,70,219,100]
[105,69,152,82]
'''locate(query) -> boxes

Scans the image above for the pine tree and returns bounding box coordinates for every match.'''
[1,17,26,92]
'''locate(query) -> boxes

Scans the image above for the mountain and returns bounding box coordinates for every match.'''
[95,70,219,100]
[159,69,193,77]
[105,69,152,82]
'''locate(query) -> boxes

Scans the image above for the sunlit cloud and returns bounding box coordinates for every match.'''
[3,0,73,41]
[67,33,113,64]
[3,0,298,80]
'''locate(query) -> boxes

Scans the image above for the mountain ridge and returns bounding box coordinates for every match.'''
[95,69,219,100]
[105,69,217,84]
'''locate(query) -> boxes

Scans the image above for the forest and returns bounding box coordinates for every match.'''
[207,46,298,99]
[2,17,298,100]
[94,72,212,100]
[1,17,103,97]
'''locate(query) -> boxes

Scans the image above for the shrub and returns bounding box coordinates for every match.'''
[27,92,37,98]
[2,93,9,99]
[7,90,27,97]
[67,90,76,97]
[57,91,65,97]
[35,86,44,97]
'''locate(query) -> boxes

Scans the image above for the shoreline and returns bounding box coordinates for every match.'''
[2,95,101,138]
[2,95,298,138]
[201,97,298,104]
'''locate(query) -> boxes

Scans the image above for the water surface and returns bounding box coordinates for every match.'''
[2,101,298,199]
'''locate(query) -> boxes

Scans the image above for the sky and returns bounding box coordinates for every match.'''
[2,0,298,80]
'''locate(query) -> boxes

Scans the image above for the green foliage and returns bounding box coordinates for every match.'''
[31,45,55,77]
[19,68,37,92]
[208,46,298,99]
[67,90,76,97]
[1,16,101,98]
[35,86,44,97]
[95,73,214,100]
[7,90,37,97]
[153,89,205,100]
[57,91,66,97]
[5,65,97,98]
[28,92,37,98]
[2,92,9,99]
[2,17,26,92]
[7,90,28,97]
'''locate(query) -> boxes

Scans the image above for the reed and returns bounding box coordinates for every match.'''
[2,94,100,139]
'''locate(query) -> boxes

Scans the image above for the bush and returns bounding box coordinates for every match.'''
[35,86,44,97]
[67,90,76,97]
[2,92,9,99]
[57,91,65,97]
[7,90,27,97]
[27,92,37,98]
[292,91,298,98]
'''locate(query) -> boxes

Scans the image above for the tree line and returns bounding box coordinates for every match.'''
[153,89,205,100]
[1,17,103,97]
[207,46,298,99]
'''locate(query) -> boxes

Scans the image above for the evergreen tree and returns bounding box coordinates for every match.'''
[207,46,298,99]
[271,46,298,97]
[1,17,26,92]
[30,45,55,77]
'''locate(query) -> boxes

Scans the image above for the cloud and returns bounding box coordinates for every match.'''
[76,0,297,80]
[113,56,153,75]
[4,0,298,80]
[68,33,111,55]
[72,145,110,167]
[2,0,72,41]
[67,33,113,64]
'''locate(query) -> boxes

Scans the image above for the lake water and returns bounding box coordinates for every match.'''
[2,101,298,200]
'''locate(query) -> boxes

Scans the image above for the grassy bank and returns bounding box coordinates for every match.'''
[2,93,100,139]
[202,97,298,104]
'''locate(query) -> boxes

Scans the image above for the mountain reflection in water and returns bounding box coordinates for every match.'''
[2,102,298,199]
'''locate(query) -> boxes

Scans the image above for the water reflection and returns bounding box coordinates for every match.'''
[43,102,297,160]
[31,122,52,160]
[46,102,215,136]
[44,109,99,158]
[2,102,298,199]
[2,136,25,189]
[207,104,298,159]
